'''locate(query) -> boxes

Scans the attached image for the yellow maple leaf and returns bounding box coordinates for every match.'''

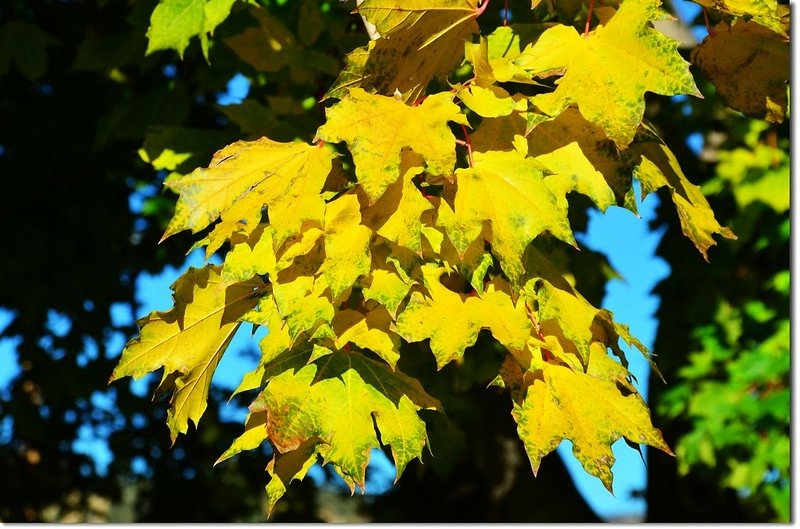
[693,0,788,36]
[517,0,699,147]
[436,149,575,288]
[164,138,334,252]
[395,264,531,368]
[110,265,264,442]
[332,308,401,368]
[362,267,414,318]
[632,127,736,259]
[319,193,372,300]
[253,348,441,494]
[510,345,672,491]
[316,89,468,202]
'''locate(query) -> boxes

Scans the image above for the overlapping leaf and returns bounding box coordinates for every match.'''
[317,89,467,202]
[110,265,263,441]
[508,346,672,491]
[163,138,334,253]
[396,264,530,368]
[632,127,736,259]
[253,348,441,496]
[517,0,699,147]
[692,21,789,123]
[692,0,789,36]
[436,149,574,287]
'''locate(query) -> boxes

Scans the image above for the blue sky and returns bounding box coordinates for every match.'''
[0,0,707,519]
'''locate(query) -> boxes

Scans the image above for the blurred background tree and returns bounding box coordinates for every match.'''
[0,0,788,522]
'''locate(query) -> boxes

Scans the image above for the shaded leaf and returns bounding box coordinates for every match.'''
[692,21,789,123]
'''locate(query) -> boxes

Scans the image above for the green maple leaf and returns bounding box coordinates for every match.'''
[436,149,575,287]
[517,0,699,147]
[110,265,264,441]
[0,21,57,81]
[317,89,467,202]
[146,0,237,58]
[509,347,672,491]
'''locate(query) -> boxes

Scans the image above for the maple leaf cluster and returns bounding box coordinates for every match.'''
[111,0,787,513]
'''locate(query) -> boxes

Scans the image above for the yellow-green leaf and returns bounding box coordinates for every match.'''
[437,149,574,287]
[110,265,263,441]
[146,0,236,59]
[326,15,477,103]
[517,0,699,147]
[216,410,268,464]
[320,194,372,300]
[538,142,617,212]
[164,138,334,253]
[632,134,736,259]
[333,308,401,368]
[363,154,434,253]
[272,274,333,339]
[316,89,467,202]
[456,83,526,118]
[464,25,547,86]
[511,347,672,491]
[396,265,531,368]
[253,348,441,495]
[692,0,789,36]
[363,268,414,317]
[223,225,277,282]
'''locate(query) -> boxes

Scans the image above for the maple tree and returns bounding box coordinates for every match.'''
[90,0,788,516]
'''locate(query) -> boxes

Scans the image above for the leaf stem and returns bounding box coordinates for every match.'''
[459,123,474,168]
[503,0,509,26]
[702,8,715,36]
[476,0,490,17]
[584,0,595,37]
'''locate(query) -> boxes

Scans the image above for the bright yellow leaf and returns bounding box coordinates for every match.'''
[396,264,531,368]
[692,0,789,36]
[436,149,574,287]
[252,348,441,494]
[511,346,672,491]
[333,308,401,368]
[110,265,264,442]
[517,0,699,147]
[320,194,372,300]
[164,138,334,253]
[362,153,433,253]
[632,132,736,259]
[316,89,468,202]
[456,83,526,118]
